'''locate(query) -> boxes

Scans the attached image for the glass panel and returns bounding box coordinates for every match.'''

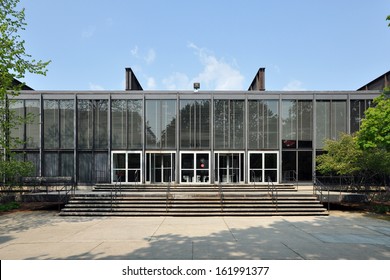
[113,153,126,169]
[95,100,108,149]
[128,153,140,168]
[332,101,346,140]
[95,153,108,183]
[282,100,296,149]
[316,101,330,149]
[78,100,93,149]
[214,100,244,149]
[298,151,312,181]
[181,154,194,169]
[111,100,127,149]
[196,153,209,169]
[182,170,194,182]
[282,151,296,182]
[60,100,74,149]
[26,153,40,176]
[250,154,262,168]
[9,100,24,149]
[265,153,277,169]
[265,170,277,182]
[297,101,312,148]
[78,153,92,183]
[60,153,74,177]
[25,100,40,148]
[180,100,210,149]
[44,153,59,176]
[128,100,143,149]
[146,100,176,149]
[44,100,59,149]
[230,100,245,149]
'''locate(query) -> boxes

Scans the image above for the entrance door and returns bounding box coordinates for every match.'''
[215,152,244,183]
[180,152,210,183]
[248,152,279,184]
[112,151,142,183]
[146,153,175,183]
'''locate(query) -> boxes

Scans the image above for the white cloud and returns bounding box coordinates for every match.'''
[131,46,156,64]
[282,80,306,91]
[188,43,244,90]
[146,77,157,89]
[89,83,105,90]
[162,72,190,90]
[82,25,96,38]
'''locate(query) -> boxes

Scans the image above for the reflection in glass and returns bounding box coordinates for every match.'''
[180,100,210,148]
[146,100,176,149]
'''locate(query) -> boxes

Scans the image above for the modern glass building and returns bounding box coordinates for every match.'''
[8,68,383,185]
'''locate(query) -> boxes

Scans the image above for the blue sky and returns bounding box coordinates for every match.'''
[20,0,390,91]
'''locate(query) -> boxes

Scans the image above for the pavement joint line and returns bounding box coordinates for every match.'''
[281,241,306,260]
[57,217,107,243]
[222,217,238,242]
[148,217,166,242]
[282,218,326,244]
[361,225,390,237]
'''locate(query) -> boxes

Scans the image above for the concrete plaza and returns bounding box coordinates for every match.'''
[0,210,389,260]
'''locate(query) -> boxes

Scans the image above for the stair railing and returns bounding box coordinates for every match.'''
[218,182,224,212]
[166,177,171,212]
[111,174,122,212]
[57,177,76,211]
[313,174,330,211]
[267,176,278,212]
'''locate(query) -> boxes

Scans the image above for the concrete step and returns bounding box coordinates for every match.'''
[60,186,328,217]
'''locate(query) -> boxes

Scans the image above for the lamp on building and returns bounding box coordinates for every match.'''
[193,82,200,92]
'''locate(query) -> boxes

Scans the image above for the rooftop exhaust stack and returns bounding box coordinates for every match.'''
[248,67,265,91]
[125,67,143,91]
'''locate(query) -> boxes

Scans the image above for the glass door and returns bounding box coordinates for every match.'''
[112,151,142,183]
[180,152,210,184]
[248,152,279,184]
[146,152,175,183]
[215,152,244,184]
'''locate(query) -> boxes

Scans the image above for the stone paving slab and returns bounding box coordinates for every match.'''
[0,210,389,260]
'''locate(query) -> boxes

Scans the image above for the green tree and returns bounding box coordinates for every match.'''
[387,15,390,26]
[357,89,390,152]
[1,0,50,183]
[316,134,362,176]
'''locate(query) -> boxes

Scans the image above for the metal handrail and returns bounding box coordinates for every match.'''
[111,175,122,212]
[267,176,278,212]
[313,174,330,211]
[57,179,76,211]
[218,183,224,212]
[166,179,171,212]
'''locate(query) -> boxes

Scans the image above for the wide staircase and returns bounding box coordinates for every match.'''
[59,184,328,216]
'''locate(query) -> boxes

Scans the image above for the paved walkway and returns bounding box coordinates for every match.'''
[0,210,389,260]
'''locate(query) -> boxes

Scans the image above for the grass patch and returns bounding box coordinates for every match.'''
[0,201,20,212]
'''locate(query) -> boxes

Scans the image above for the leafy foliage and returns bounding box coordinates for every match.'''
[0,0,50,183]
[316,134,362,176]
[357,89,390,151]
[317,89,390,183]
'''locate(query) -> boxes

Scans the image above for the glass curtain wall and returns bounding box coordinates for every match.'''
[180,100,210,148]
[248,100,278,149]
[282,100,313,181]
[350,100,373,133]
[43,100,74,177]
[111,99,142,149]
[8,100,40,176]
[316,100,347,148]
[214,100,245,149]
[145,100,176,149]
[77,99,109,183]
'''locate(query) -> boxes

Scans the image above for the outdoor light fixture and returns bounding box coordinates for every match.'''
[193,82,200,92]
